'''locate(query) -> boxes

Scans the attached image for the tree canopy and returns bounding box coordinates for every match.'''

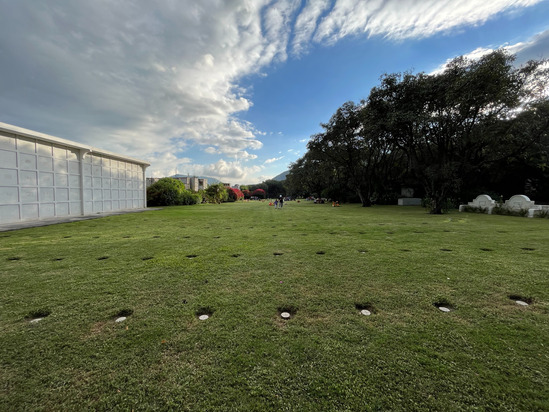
[288,50,549,213]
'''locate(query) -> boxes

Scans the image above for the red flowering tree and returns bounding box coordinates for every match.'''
[227,187,244,202]
[252,188,266,199]
[242,189,251,199]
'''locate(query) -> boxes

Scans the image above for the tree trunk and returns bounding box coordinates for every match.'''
[357,189,372,207]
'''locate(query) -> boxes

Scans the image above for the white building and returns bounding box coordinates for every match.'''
[0,122,150,224]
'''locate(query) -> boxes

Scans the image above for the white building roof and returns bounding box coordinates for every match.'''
[0,122,150,166]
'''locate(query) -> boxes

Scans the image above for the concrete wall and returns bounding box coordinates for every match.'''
[0,123,149,224]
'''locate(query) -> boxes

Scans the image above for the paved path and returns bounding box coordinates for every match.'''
[0,208,161,232]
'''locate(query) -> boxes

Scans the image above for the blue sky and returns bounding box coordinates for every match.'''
[1,1,549,184]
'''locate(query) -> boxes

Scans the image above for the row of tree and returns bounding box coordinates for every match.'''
[285,51,549,213]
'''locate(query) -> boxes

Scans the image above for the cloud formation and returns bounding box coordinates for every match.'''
[0,0,545,183]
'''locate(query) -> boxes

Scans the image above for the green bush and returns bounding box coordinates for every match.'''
[492,204,528,217]
[147,178,200,206]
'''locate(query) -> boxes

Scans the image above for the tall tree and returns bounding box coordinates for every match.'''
[368,50,548,213]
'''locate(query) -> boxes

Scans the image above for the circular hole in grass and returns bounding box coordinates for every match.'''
[357,249,367,254]
[509,294,533,305]
[52,257,64,261]
[63,236,72,239]
[7,256,22,261]
[26,308,51,322]
[97,256,110,260]
[152,235,161,239]
[480,248,493,252]
[186,254,198,259]
[123,235,131,238]
[92,236,100,239]
[316,251,326,255]
[213,236,221,239]
[196,306,214,320]
[183,236,191,239]
[386,231,394,235]
[277,305,297,319]
[433,299,454,312]
[440,248,452,252]
[521,247,535,251]
[231,254,241,258]
[273,252,284,256]
[355,302,376,315]
[142,256,154,261]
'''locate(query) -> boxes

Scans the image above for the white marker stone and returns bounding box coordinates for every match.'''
[280,312,291,319]
[115,316,127,322]
[198,314,209,320]
[516,300,529,306]
[30,318,43,323]
[360,309,371,316]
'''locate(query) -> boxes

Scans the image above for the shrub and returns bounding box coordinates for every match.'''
[147,178,200,206]
[242,189,251,199]
[252,188,266,199]
[227,188,244,202]
[492,205,528,217]
[461,205,488,214]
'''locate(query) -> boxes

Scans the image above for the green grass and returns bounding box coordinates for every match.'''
[1,202,548,411]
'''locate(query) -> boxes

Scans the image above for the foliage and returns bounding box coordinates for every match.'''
[252,188,266,199]
[205,183,228,204]
[242,189,251,199]
[491,204,529,217]
[227,187,244,202]
[368,50,548,213]
[289,51,549,212]
[146,177,200,206]
[460,205,488,214]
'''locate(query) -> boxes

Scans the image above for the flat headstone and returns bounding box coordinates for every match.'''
[29,318,43,323]
[280,312,291,319]
[198,314,209,320]
[115,316,127,322]
[438,307,451,312]
[516,300,529,306]
[360,309,371,316]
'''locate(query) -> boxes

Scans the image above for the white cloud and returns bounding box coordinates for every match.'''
[264,156,285,164]
[430,29,549,74]
[0,0,544,184]
[313,0,542,44]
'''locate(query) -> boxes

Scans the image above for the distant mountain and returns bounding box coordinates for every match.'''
[172,174,221,184]
[272,170,289,181]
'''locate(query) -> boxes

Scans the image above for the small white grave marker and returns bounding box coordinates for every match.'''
[280,312,291,319]
[115,316,127,322]
[30,318,43,323]
[438,307,451,312]
[199,314,209,320]
[515,300,529,306]
[360,309,371,316]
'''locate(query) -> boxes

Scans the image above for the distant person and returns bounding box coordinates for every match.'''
[279,195,284,208]
[274,199,279,209]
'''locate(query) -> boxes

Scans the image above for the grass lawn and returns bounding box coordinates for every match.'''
[1,201,548,411]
